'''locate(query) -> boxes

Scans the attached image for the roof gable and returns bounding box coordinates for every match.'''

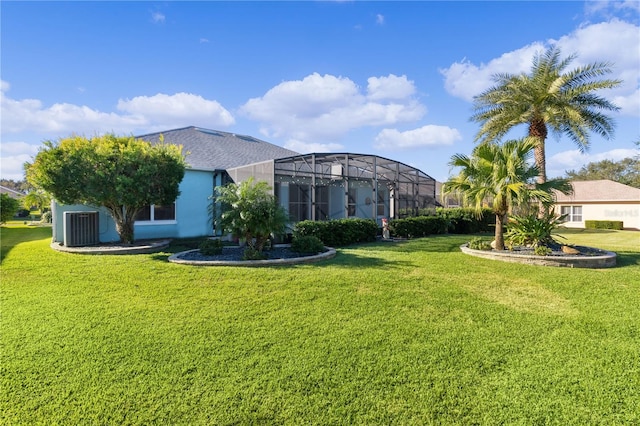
[0,185,24,199]
[136,126,299,171]
[554,180,640,203]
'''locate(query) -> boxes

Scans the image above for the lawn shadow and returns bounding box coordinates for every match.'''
[322,250,414,269]
[0,226,51,264]
[615,252,640,268]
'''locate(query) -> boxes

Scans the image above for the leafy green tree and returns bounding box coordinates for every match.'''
[472,46,621,184]
[213,177,288,255]
[25,134,186,243]
[443,138,572,250]
[1,194,21,224]
[565,157,640,188]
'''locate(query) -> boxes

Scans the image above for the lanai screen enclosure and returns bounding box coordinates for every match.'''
[227,153,438,224]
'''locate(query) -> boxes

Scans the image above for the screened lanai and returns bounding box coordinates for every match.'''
[226,153,438,224]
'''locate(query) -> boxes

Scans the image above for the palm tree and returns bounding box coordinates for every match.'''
[443,137,572,250]
[471,46,621,184]
[22,189,52,213]
[213,177,289,255]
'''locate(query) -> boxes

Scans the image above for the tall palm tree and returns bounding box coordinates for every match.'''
[471,46,621,184]
[443,137,572,250]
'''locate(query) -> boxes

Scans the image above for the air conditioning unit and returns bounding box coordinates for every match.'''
[63,211,99,247]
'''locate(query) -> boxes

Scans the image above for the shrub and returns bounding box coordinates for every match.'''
[506,212,565,248]
[468,237,492,250]
[40,211,52,224]
[585,220,623,230]
[534,245,552,256]
[294,218,377,247]
[1,194,21,224]
[388,216,448,239]
[242,247,267,260]
[199,238,224,256]
[291,235,325,254]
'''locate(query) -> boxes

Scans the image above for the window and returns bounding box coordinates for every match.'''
[135,204,176,223]
[560,205,582,222]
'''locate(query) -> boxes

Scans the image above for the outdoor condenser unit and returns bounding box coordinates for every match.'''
[63,211,99,247]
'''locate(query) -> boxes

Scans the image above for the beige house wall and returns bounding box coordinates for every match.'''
[554,202,640,230]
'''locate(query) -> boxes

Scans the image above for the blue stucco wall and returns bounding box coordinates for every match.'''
[51,169,215,243]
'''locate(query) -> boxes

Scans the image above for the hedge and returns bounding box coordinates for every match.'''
[435,207,495,234]
[294,218,378,247]
[388,216,448,239]
[585,220,624,230]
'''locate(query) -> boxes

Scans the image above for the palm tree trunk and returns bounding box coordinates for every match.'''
[528,118,548,184]
[529,118,549,215]
[494,212,506,250]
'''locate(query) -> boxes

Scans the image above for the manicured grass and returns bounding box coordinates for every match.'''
[2,227,639,424]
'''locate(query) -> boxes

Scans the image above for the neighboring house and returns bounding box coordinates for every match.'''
[553,180,640,230]
[51,126,437,244]
[0,185,24,200]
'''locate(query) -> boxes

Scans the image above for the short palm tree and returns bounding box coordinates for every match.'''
[22,189,52,213]
[213,177,289,255]
[471,46,621,184]
[443,137,572,250]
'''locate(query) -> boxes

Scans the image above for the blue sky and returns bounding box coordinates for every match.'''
[2,1,639,183]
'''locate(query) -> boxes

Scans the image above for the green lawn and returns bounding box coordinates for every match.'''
[1,227,639,424]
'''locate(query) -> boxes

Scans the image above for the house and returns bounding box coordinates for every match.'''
[51,126,437,244]
[0,185,24,200]
[553,180,640,230]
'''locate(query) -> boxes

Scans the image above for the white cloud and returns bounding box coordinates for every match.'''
[240,73,425,144]
[440,43,545,102]
[374,125,462,150]
[441,20,639,114]
[552,19,640,116]
[151,12,165,24]
[284,139,344,153]
[547,147,639,177]
[585,1,640,17]
[0,142,40,181]
[376,14,385,25]
[0,85,236,179]
[1,84,235,137]
[117,92,235,129]
[367,75,416,101]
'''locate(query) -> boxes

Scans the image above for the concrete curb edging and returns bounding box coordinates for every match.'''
[460,244,617,268]
[168,247,336,267]
[51,239,171,255]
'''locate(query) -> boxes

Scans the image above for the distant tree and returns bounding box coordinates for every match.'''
[213,177,288,257]
[443,138,572,250]
[1,194,21,224]
[565,157,640,188]
[472,46,621,185]
[0,179,28,193]
[25,134,186,244]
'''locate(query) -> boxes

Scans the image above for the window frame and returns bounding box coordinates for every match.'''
[560,205,582,222]
[135,203,177,225]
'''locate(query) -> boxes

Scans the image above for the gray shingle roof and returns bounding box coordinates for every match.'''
[136,126,299,171]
